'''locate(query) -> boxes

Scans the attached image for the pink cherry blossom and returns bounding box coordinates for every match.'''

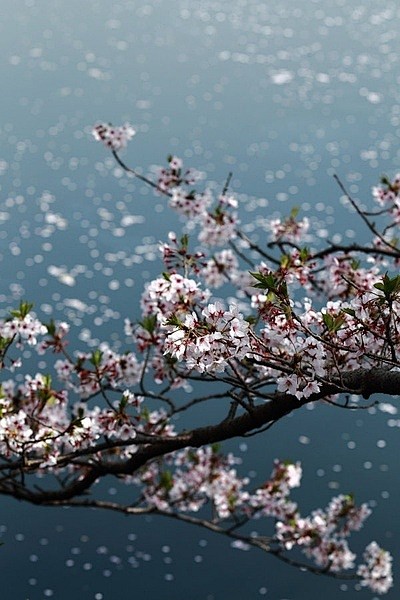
[0,138,396,596]
[92,122,136,151]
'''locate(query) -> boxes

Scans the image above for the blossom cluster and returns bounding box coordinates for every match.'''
[197,195,240,247]
[372,173,400,205]
[159,231,205,276]
[169,187,213,218]
[0,361,174,464]
[0,372,69,459]
[137,446,249,515]
[268,211,310,243]
[357,541,393,594]
[372,173,400,224]
[0,124,391,595]
[0,313,47,348]
[135,450,392,593]
[92,122,136,151]
[154,156,242,249]
[141,273,210,323]
[156,155,201,193]
[55,344,142,398]
[319,253,380,299]
[163,301,250,373]
[275,494,372,571]
[247,460,301,520]
[202,249,239,288]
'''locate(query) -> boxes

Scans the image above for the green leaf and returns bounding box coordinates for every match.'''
[160,470,174,491]
[141,406,150,421]
[90,349,103,367]
[280,254,290,269]
[250,271,278,292]
[10,301,34,319]
[187,449,198,463]
[374,273,400,300]
[180,234,189,248]
[244,315,257,325]
[165,314,183,327]
[0,337,11,349]
[140,314,158,334]
[323,312,346,333]
[299,247,310,262]
[43,374,52,388]
[342,308,355,317]
[119,395,128,411]
[322,313,334,330]
[45,319,56,336]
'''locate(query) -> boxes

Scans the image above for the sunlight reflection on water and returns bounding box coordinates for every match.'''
[0,0,399,598]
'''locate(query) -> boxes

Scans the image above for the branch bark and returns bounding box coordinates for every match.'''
[2,367,398,505]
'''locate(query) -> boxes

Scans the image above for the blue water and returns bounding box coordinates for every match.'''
[0,1,399,598]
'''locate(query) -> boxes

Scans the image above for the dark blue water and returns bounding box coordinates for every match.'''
[0,1,399,598]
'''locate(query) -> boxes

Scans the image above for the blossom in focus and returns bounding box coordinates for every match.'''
[141,273,210,322]
[0,314,47,347]
[164,301,250,373]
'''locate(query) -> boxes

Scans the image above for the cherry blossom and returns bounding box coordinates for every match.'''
[357,542,393,594]
[0,313,47,348]
[169,188,212,218]
[268,208,310,243]
[164,301,250,373]
[156,155,201,192]
[0,129,395,595]
[372,173,400,205]
[92,122,136,151]
[198,202,239,247]
[202,249,239,288]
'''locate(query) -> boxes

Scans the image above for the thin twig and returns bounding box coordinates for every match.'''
[222,171,233,195]
[112,150,172,197]
[333,174,398,252]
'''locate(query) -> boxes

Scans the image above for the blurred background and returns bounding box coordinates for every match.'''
[0,1,399,598]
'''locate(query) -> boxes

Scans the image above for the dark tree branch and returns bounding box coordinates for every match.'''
[3,367,398,506]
